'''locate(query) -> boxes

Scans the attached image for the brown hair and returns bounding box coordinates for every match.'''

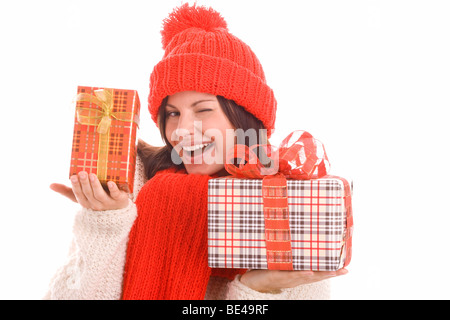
[137,95,267,180]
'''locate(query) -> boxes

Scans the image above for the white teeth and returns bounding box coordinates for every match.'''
[182,143,211,152]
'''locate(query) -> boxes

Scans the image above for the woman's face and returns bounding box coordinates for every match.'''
[165,91,235,175]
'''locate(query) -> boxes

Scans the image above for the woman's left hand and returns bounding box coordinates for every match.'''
[239,268,348,293]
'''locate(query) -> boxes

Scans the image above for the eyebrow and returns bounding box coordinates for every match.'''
[166,99,216,109]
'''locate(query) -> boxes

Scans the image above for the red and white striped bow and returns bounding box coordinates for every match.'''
[225,130,330,179]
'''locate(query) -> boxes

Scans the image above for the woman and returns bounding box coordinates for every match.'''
[46,3,346,300]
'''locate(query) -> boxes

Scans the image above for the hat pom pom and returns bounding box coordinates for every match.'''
[161,3,228,49]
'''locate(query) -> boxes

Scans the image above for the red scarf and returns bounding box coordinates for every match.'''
[121,168,245,300]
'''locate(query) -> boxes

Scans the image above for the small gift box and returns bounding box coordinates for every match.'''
[69,86,140,193]
[207,131,353,271]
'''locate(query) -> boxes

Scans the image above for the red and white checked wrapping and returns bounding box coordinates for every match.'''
[207,175,353,271]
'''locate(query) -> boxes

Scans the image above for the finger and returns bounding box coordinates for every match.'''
[89,173,109,203]
[336,268,349,276]
[50,183,77,203]
[107,181,126,200]
[78,172,97,201]
[308,270,344,280]
[70,175,90,207]
[287,270,340,284]
[78,172,104,209]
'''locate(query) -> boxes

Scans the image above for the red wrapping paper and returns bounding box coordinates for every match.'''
[69,86,140,193]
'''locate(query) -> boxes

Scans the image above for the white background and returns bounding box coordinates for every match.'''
[1,0,449,300]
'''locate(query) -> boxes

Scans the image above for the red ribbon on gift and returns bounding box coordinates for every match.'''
[225,130,330,180]
[224,131,335,270]
[261,173,294,270]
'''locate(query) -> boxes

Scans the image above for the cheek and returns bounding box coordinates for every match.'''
[165,124,176,146]
[210,126,235,160]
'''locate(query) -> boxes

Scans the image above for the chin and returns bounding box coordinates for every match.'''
[184,163,225,176]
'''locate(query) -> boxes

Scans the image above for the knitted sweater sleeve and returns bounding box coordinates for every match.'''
[44,201,137,300]
[43,158,146,300]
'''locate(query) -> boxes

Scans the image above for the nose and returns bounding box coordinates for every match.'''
[174,112,203,141]
[177,112,194,135]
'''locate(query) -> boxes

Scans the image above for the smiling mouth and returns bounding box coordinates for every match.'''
[182,142,215,159]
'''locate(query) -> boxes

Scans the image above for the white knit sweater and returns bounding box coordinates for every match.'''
[44,156,330,300]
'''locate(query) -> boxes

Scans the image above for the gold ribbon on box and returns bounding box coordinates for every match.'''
[76,88,140,182]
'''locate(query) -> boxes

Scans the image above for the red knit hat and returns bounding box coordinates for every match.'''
[148,3,277,133]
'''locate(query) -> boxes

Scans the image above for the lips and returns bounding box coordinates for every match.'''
[173,140,215,164]
[183,142,214,157]
[182,142,212,152]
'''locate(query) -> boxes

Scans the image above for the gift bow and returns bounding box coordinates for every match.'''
[224,131,331,270]
[224,130,330,179]
[75,88,139,181]
[76,88,139,134]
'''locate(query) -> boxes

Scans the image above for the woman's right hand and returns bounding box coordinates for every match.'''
[50,171,130,211]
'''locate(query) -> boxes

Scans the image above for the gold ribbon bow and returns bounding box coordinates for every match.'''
[76,88,139,182]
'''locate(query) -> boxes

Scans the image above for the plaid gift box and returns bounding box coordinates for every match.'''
[208,175,353,271]
[69,86,140,193]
